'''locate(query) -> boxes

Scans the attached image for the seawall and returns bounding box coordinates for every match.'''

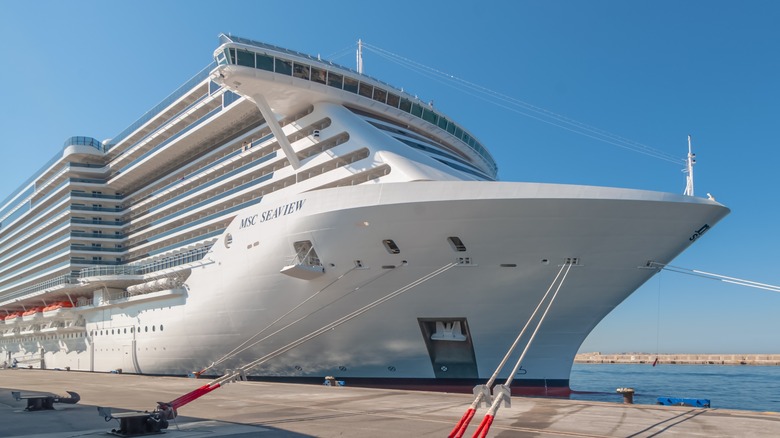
[575,352,780,366]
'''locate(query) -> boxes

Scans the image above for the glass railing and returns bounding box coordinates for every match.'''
[71,245,124,253]
[71,205,123,213]
[71,218,126,226]
[63,136,104,152]
[71,231,125,239]
[71,191,123,200]
[147,151,276,216]
[78,246,211,279]
[0,272,79,304]
[108,62,217,150]
[117,106,223,175]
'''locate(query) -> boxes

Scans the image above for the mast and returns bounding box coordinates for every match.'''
[683,135,695,196]
[356,38,363,74]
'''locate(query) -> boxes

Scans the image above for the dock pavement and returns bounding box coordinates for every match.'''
[0,368,778,437]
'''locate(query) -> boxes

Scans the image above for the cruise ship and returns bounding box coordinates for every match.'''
[0,35,728,394]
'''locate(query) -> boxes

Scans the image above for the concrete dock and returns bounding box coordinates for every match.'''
[1,369,778,437]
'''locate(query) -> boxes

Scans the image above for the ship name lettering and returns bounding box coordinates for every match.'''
[240,199,306,229]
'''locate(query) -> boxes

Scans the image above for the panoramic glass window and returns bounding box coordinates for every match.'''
[358,82,373,98]
[399,98,412,112]
[343,77,358,93]
[422,108,438,124]
[411,103,423,117]
[293,63,310,80]
[387,93,400,108]
[311,67,326,84]
[327,72,343,89]
[373,88,387,104]
[274,58,292,75]
[256,53,274,71]
[236,49,255,67]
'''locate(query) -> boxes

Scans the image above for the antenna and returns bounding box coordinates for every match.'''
[356,39,363,74]
[683,135,695,196]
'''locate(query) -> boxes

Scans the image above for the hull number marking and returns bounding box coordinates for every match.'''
[689,224,710,242]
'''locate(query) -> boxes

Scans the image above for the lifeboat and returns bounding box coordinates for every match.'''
[4,311,23,325]
[21,307,44,322]
[42,301,74,318]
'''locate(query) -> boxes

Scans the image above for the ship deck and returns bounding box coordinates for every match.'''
[1,369,776,437]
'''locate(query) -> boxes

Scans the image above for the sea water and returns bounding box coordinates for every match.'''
[569,363,780,412]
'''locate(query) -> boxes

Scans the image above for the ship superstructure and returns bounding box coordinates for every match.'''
[0,35,728,393]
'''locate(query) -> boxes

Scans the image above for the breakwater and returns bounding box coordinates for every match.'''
[575,352,780,366]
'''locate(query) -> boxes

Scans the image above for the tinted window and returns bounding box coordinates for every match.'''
[373,88,387,103]
[257,53,274,71]
[236,49,254,67]
[387,93,400,108]
[328,72,343,89]
[311,67,326,84]
[343,77,358,93]
[359,82,373,98]
[275,58,292,75]
[293,63,310,80]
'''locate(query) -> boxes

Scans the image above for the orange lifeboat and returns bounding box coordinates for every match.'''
[21,306,44,322]
[43,301,74,318]
[4,311,23,324]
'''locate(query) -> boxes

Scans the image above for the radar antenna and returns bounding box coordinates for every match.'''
[683,135,695,196]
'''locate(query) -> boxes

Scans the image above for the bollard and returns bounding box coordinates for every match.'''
[616,387,635,404]
[324,376,337,387]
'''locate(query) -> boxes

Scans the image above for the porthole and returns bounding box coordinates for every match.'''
[160,325,164,332]
[447,236,467,252]
[382,239,400,254]
[131,327,134,333]
[152,325,156,332]
[123,328,127,334]
[145,326,148,333]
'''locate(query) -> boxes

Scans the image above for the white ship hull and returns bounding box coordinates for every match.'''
[8,181,727,393]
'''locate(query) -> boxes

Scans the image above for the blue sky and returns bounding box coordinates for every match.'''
[1,1,778,354]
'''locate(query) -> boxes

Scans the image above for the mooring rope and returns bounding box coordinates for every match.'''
[163,262,457,412]
[450,262,573,438]
[471,262,574,438]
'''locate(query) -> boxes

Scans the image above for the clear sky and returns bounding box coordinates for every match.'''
[1,1,778,354]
